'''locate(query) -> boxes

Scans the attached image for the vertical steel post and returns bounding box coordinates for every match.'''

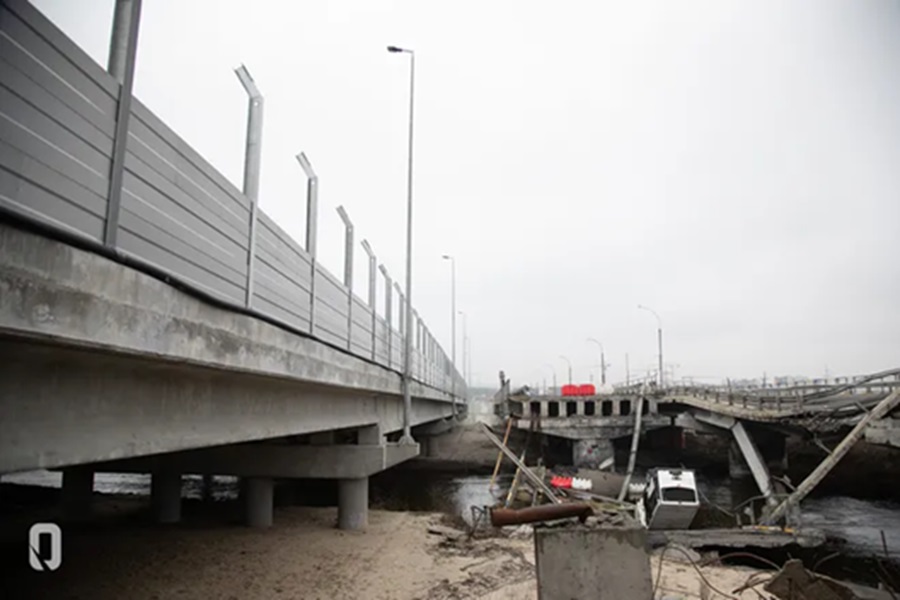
[638,304,663,388]
[380,265,392,367]
[459,310,467,383]
[235,65,263,308]
[443,255,457,413]
[336,206,354,289]
[362,241,377,360]
[296,153,318,334]
[103,0,142,248]
[336,206,354,350]
[657,327,664,389]
[295,153,318,257]
[386,47,416,443]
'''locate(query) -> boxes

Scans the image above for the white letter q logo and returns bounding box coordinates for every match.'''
[28,523,61,572]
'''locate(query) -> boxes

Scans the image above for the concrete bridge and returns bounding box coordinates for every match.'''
[0,0,463,530]
[498,369,899,522]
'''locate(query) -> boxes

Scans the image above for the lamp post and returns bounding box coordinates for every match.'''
[638,304,664,388]
[544,363,558,395]
[387,45,416,444]
[442,255,457,415]
[458,310,467,383]
[559,355,573,385]
[586,338,608,385]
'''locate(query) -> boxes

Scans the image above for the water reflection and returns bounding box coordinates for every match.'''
[4,469,898,553]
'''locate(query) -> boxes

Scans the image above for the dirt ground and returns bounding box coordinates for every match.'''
[2,499,774,600]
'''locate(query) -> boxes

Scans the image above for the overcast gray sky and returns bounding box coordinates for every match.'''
[34,0,900,387]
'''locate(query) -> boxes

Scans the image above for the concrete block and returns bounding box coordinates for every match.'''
[534,523,653,599]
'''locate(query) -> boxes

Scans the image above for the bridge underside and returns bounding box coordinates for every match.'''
[0,220,454,475]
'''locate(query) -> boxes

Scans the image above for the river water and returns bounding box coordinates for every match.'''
[4,468,899,558]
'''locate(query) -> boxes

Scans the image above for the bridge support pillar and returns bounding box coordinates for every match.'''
[61,467,93,520]
[573,439,614,469]
[151,469,182,524]
[244,477,274,528]
[201,473,214,502]
[338,477,368,530]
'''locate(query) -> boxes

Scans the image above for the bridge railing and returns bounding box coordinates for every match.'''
[0,0,465,399]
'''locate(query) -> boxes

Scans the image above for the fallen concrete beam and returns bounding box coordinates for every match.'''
[91,442,420,479]
[694,412,777,508]
[647,527,826,550]
[764,389,900,525]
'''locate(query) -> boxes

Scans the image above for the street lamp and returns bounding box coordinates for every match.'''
[458,310,467,383]
[586,338,608,385]
[442,255,458,415]
[387,44,416,444]
[638,304,664,388]
[559,355,573,385]
[544,363,558,395]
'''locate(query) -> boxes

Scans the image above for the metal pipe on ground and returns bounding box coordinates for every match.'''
[490,503,594,527]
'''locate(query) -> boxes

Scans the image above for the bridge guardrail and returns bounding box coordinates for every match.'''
[0,0,465,399]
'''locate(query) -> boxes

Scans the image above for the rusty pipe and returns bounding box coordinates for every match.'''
[490,503,593,527]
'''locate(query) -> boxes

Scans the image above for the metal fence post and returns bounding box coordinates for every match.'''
[103,0,142,248]
[235,65,264,308]
[336,206,354,350]
[362,241,377,360]
[295,152,318,333]
[379,265,392,367]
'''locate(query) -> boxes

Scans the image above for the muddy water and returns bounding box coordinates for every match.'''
[4,467,899,557]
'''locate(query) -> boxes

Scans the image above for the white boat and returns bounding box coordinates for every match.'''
[635,468,700,530]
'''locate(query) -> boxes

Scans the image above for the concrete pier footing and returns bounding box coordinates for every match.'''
[244,477,274,528]
[151,470,182,524]
[338,477,368,530]
[61,467,94,520]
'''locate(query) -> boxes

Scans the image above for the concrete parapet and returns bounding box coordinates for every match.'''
[338,477,368,530]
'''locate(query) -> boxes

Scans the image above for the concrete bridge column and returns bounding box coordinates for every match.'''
[244,477,274,528]
[201,473,214,502]
[61,467,94,520]
[151,469,182,524]
[338,477,368,530]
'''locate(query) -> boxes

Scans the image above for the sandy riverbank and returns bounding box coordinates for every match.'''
[2,497,774,600]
